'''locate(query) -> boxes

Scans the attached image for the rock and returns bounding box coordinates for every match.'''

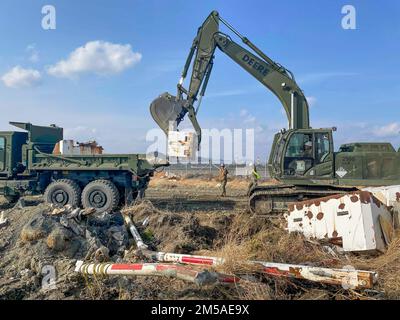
[94,246,109,262]
[66,208,81,220]
[20,214,50,242]
[51,207,67,216]
[60,215,85,236]
[82,207,96,216]
[16,198,26,209]
[46,227,71,251]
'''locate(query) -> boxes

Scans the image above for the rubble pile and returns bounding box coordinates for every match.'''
[0,200,131,299]
[1,183,400,300]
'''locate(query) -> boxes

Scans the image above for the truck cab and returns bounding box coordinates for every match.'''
[0,131,29,179]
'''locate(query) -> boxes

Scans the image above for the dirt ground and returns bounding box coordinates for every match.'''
[0,174,399,300]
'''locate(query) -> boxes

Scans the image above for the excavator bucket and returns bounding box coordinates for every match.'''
[149,92,186,135]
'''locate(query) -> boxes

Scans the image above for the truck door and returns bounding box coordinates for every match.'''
[0,136,5,171]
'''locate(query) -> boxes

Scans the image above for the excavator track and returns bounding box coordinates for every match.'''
[249,184,358,216]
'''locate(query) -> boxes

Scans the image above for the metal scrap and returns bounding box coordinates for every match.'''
[0,211,8,228]
[121,211,148,250]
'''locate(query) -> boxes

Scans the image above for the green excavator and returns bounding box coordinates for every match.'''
[150,10,400,214]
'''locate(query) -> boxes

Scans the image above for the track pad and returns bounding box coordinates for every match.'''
[150,92,186,135]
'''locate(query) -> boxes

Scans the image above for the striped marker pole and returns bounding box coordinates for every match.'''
[154,252,225,266]
[122,214,148,250]
[149,252,377,289]
[75,261,239,285]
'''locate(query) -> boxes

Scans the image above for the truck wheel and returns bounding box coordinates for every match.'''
[44,179,81,207]
[81,180,119,213]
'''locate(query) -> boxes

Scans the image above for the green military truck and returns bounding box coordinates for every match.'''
[0,122,167,213]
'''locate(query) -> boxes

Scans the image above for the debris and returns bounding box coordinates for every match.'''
[122,214,377,290]
[74,260,238,285]
[167,131,197,161]
[16,198,25,209]
[94,246,110,262]
[379,215,394,245]
[122,211,148,250]
[46,227,71,251]
[149,251,376,289]
[60,215,85,236]
[0,211,8,228]
[81,207,96,216]
[150,251,224,266]
[363,185,400,207]
[142,216,150,227]
[50,207,67,216]
[20,213,50,242]
[287,191,392,252]
[255,261,377,290]
[393,203,400,229]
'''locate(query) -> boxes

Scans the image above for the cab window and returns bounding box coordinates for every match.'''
[285,133,313,158]
[284,133,313,176]
[0,137,5,171]
[315,133,330,163]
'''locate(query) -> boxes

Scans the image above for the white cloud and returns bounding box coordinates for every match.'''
[206,89,248,98]
[64,126,98,141]
[298,72,358,85]
[373,122,400,138]
[26,44,39,63]
[306,96,317,107]
[1,66,42,88]
[47,40,142,78]
[240,109,257,124]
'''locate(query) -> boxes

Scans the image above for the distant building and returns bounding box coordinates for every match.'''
[53,140,104,155]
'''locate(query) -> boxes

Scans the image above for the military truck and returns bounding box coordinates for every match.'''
[0,122,167,213]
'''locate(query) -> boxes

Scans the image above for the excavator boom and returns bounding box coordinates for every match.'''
[150,10,310,145]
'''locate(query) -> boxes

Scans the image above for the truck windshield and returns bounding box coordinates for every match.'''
[0,137,5,171]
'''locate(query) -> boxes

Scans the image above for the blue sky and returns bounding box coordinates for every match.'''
[0,0,399,161]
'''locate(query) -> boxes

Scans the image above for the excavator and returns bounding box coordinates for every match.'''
[150,10,400,214]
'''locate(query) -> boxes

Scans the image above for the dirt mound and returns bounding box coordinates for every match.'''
[1,186,400,300]
[124,201,218,253]
[0,200,130,300]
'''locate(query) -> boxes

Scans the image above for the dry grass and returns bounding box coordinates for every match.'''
[123,201,217,253]
[349,231,400,299]
[121,200,400,300]
[149,175,249,190]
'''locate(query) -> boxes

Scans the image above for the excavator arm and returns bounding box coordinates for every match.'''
[150,11,310,146]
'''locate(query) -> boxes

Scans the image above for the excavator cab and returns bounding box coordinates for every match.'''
[269,128,334,181]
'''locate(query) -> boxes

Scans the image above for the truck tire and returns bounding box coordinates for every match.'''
[44,179,81,208]
[81,179,119,214]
